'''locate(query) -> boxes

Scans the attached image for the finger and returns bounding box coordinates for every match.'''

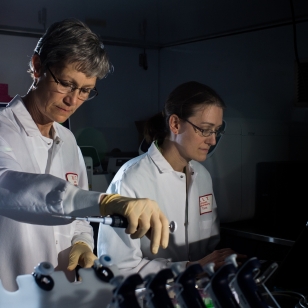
[81,253,98,268]
[214,260,225,270]
[149,211,162,254]
[160,212,169,249]
[125,214,139,235]
[130,216,151,239]
[67,252,78,271]
[236,253,248,259]
[218,248,235,253]
[223,251,237,257]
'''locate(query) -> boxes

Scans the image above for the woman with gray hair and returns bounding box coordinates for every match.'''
[0,18,169,291]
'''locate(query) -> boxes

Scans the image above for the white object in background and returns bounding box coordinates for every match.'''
[83,156,93,190]
[0,261,117,308]
[83,156,112,192]
[79,146,104,174]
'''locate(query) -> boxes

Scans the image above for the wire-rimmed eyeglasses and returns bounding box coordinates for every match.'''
[181,118,225,138]
[47,65,98,101]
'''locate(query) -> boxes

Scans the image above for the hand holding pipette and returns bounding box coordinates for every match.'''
[53,214,177,233]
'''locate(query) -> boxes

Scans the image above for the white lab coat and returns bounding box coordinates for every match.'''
[97,142,220,277]
[0,96,102,291]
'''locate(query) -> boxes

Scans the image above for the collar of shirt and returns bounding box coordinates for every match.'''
[148,141,195,175]
[9,95,62,143]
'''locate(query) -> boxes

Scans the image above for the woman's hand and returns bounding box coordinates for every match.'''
[187,248,247,270]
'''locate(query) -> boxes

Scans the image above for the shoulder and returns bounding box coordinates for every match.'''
[0,101,22,133]
[112,153,152,181]
[0,97,18,122]
[107,153,154,195]
[0,107,15,126]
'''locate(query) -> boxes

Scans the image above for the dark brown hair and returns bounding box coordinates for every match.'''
[144,81,225,144]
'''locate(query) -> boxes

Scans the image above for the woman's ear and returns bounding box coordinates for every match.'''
[169,114,180,135]
[31,54,43,78]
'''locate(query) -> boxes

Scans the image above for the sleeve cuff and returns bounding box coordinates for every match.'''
[71,239,94,251]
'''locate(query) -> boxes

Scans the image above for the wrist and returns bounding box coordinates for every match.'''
[99,193,107,203]
[73,241,92,250]
[99,194,122,216]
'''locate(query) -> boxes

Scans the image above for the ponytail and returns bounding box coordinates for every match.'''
[143,112,167,144]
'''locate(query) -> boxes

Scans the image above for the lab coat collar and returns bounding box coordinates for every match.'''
[8,95,61,141]
[147,142,195,176]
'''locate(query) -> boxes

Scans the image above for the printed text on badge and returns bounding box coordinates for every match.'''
[199,194,213,215]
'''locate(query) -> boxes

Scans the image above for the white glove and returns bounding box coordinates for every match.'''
[100,194,169,254]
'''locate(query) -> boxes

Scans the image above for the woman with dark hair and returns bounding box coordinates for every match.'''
[0,18,168,291]
[98,81,245,276]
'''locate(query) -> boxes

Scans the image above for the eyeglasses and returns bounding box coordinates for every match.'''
[47,65,98,101]
[182,118,225,138]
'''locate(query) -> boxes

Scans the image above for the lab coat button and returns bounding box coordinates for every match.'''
[55,240,58,244]
[56,140,60,144]
[180,175,183,178]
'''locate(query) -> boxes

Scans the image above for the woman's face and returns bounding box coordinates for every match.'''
[174,104,224,162]
[32,62,97,124]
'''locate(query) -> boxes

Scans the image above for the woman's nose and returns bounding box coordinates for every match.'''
[63,90,79,106]
[206,133,217,146]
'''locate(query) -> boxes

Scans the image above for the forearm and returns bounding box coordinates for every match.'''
[0,170,101,225]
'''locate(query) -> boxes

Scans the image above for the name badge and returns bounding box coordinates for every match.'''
[66,173,78,186]
[199,194,213,215]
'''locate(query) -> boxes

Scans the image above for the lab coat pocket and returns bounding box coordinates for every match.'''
[199,219,212,231]
[199,214,212,238]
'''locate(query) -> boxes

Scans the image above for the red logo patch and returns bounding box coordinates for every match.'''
[65,173,78,186]
[199,194,213,215]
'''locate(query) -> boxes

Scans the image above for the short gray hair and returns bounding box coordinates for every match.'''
[29,18,111,79]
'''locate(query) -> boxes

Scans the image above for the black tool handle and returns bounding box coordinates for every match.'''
[110,215,129,228]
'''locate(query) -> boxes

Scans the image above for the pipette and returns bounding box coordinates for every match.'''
[52,214,177,233]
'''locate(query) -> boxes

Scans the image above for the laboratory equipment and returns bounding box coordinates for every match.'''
[0,259,117,308]
[143,268,175,308]
[0,253,288,308]
[33,262,55,291]
[230,257,271,308]
[93,254,121,283]
[108,274,144,308]
[53,214,178,233]
[171,263,206,308]
[203,255,240,308]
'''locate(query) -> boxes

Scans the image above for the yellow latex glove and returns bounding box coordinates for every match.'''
[100,194,169,254]
[67,242,98,271]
